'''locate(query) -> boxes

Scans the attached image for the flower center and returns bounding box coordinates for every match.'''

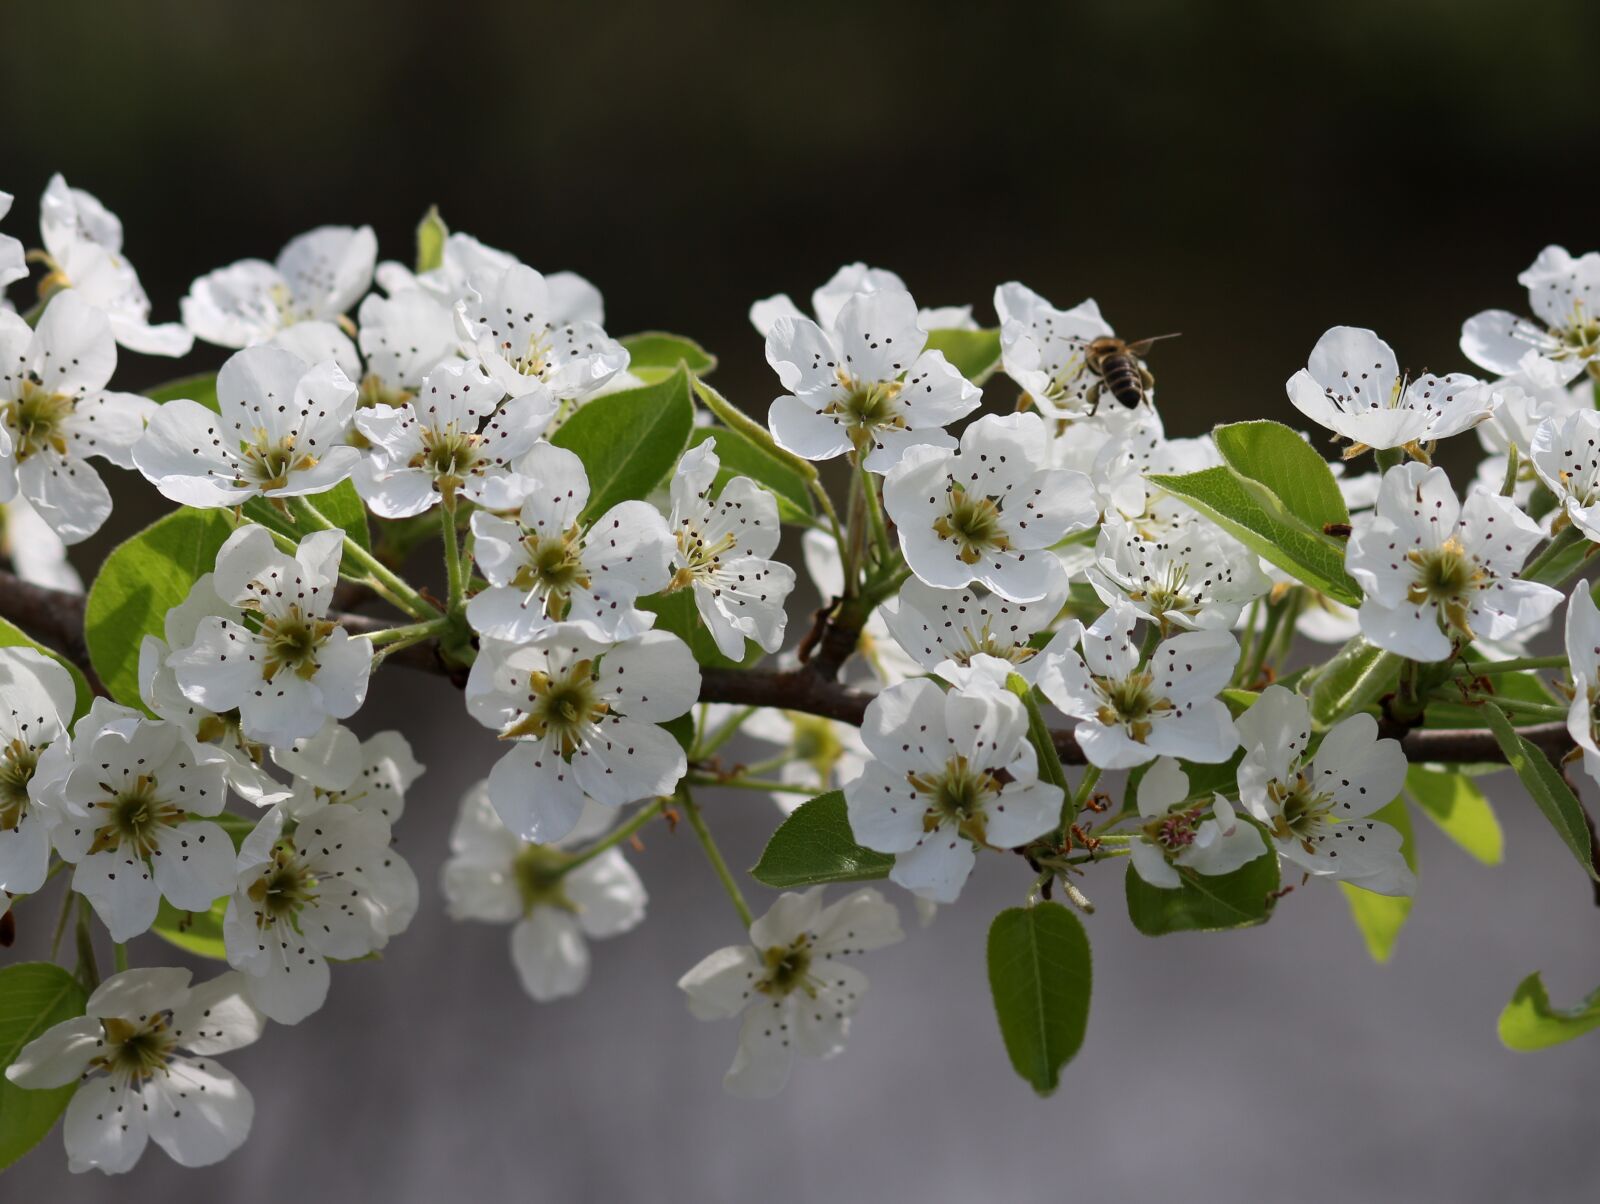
[1553,313,1600,364]
[259,607,335,682]
[93,1015,178,1084]
[512,843,576,914]
[825,374,904,449]
[357,373,415,410]
[247,838,319,924]
[669,522,739,591]
[908,754,1001,844]
[239,434,318,492]
[0,738,40,830]
[512,527,591,616]
[500,659,608,756]
[756,935,817,998]
[3,379,74,463]
[1405,537,1485,638]
[411,426,482,497]
[1267,771,1333,852]
[1144,806,1203,851]
[788,713,846,779]
[931,486,1011,566]
[88,774,184,859]
[1094,671,1174,744]
[507,329,555,380]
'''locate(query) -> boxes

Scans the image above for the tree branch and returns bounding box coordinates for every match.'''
[0,570,1570,767]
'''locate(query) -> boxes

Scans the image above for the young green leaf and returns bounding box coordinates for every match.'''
[1482,704,1599,880]
[83,507,236,711]
[618,331,717,382]
[1303,637,1402,730]
[0,617,93,722]
[1337,798,1415,963]
[1125,830,1281,935]
[145,372,219,413]
[750,791,894,889]
[551,368,695,523]
[925,328,1002,385]
[986,903,1091,1097]
[688,427,813,526]
[1498,972,1600,1051]
[1404,765,1503,865]
[1212,419,1349,530]
[0,962,89,1170]
[415,204,448,273]
[1149,465,1362,605]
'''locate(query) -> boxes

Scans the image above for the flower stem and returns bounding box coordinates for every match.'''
[1006,673,1072,823]
[292,497,441,620]
[686,772,815,795]
[441,500,467,614]
[1451,655,1569,677]
[677,784,754,930]
[693,705,757,761]
[74,898,99,991]
[558,799,665,877]
[1522,524,1586,585]
[113,942,129,974]
[361,617,452,647]
[861,466,894,570]
[49,879,75,959]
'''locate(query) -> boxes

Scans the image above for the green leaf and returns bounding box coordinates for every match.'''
[0,962,88,1170]
[0,617,93,723]
[1499,972,1600,1051]
[551,368,695,524]
[1405,765,1503,865]
[1302,637,1402,730]
[152,897,229,960]
[986,903,1091,1096]
[925,328,1003,385]
[1213,420,1349,529]
[145,372,219,413]
[639,588,764,669]
[750,791,894,889]
[84,507,236,711]
[243,481,371,568]
[1483,704,1598,880]
[688,427,813,526]
[1338,798,1415,963]
[1150,465,1361,605]
[1424,658,1561,729]
[619,331,717,382]
[415,204,447,273]
[1125,827,1281,935]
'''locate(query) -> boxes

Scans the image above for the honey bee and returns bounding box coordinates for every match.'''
[1081,333,1179,413]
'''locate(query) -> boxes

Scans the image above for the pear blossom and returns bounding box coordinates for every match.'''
[0,189,24,287]
[36,174,193,356]
[666,439,797,659]
[1474,352,1585,486]
[223,801,417,1023]
[1036,603,1240,770]
[466,626,699,843]
[883,412,1097,602]
[1,496,81,592]
[281,729,423,825]
[456,263,627,403]
[134,345,360,508]
[168,527,373,747]
[1084,410,1221,531]
[994,282,1125,420]
[677,887,903,1098]
[844,677,1063,902]
[1236,685,1413,895]
[1564,581,1600,786]
[182,224,376,349]
[1462,246,1600,383]
[878,575,1071,686]
[0,291,156,543]
[750,262,975,337]
[5,968,264,1174]
[1128,757,1265,888]
[353,286,459,407]
[740,707,869,814]
[51,702,234,941]
[765,287,982,472]
[1286,326,1497,455]
[1086,514,1270,632]
[1345,463,1561,662]
[442,782,647,1002]
[1529,408,1600,541]
[468,442,674,642]
[0,647,76,898]
[352,358,551,516]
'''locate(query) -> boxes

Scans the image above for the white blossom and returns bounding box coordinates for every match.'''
[36,174,193,356]
[442,782,647,1002]
[354,286,459,406]
[1036,603,1240,770]
[1286,326,1496,454]
[1128,757,1265,889]
[1087,514,1270,632]
[466,626,699,843]
[223,801,416,1023]
[750,262,974,337]
[52,702,233,941]
[1530,408,1600,541]
[468,442,674,642]
[5,968,263,1174]
[878,575,1071,687]
[0,647,76,898]
[1,496,81,592]
[994,282,1124,420]
[0,189,24,288]
[168,527,372,746]
[677,887,902,1098]
[1345,462,1560,662]
[666,439,796,659]
[764,287,982,472]
[182,224,376,349]
[135,344,360,508]
[1236,685,1413,895]
[845,677,1062,902]
[1461,245,1600,383]
[740,707,869,814]
[281,729,423,826]
[884,412,1097,602]
[0,292,155,543]
[1564,580,1600,787]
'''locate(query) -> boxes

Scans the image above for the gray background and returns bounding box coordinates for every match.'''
[5,0,1600,1198]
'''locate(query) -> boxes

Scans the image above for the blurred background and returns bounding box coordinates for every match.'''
[5,0,1600,1199]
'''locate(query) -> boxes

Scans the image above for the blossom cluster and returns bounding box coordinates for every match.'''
[1,175,1597,1171]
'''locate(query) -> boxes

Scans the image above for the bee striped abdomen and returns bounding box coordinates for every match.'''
[1099,353,1147,407]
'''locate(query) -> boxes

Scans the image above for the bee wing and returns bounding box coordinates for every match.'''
[1123,333,1182,357]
